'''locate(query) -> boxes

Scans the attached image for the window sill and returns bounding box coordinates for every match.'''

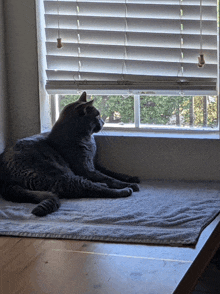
[95,128,220,140]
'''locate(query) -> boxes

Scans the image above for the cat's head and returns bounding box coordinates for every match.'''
[53,92,104,136]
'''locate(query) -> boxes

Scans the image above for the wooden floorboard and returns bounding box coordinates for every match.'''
[0,215,220,294]
[0,237,186,294]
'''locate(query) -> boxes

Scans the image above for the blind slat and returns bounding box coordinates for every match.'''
[46,43,217,64]
[45,0,216,5]
[44,3,216,21]
[46,79,217,96]
[46,56,217,78]
[45,15,217,36]
[46,70,217,81]
[45,29,217,50]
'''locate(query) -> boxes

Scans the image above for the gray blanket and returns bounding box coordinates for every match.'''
[1,181,220,246]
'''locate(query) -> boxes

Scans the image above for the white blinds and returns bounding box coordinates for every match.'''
[44,0,218,95]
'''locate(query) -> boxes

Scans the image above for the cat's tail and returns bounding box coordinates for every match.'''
[0,183,60,217]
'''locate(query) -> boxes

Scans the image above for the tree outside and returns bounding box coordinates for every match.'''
[60,95,218,128]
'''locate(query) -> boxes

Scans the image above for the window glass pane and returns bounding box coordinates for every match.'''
[60,95,134,125]
[60,95,79,111]
[140,96,218,129]
[93,95,134,125]
[58,95,218,130]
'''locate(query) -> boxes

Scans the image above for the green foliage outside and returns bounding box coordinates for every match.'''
[60,94,218,128]
[140,96,191,125]
[60,95,134,123]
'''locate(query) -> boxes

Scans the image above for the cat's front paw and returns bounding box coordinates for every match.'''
[116,187,133,198]
[128,183,140,192]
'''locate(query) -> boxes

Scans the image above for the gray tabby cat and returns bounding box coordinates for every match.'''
[0,92,139,216]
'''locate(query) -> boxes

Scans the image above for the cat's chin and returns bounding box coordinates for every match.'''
[93,126,103,133]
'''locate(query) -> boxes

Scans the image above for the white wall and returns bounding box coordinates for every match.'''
[95,136,220,182]
[0,0,7,152]
[3,0,40,145]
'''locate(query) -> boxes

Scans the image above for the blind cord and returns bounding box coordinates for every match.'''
[177,0,184,79]
[198,0,205,67]
[76,0,81,81]
[177,0,184,95]
[57,0,63,48]
[121,0,128,81]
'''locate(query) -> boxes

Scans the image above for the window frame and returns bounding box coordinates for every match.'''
[36,0,220,139]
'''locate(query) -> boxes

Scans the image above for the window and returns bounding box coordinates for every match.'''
[52,94,218,133]
[38,0,219,135]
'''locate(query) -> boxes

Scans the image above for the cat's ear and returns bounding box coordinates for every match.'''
[78,92,87,102]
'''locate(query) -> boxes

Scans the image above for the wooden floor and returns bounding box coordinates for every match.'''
[0,215,220,294]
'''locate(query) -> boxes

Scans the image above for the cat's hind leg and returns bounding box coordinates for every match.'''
[1,184,60,217]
